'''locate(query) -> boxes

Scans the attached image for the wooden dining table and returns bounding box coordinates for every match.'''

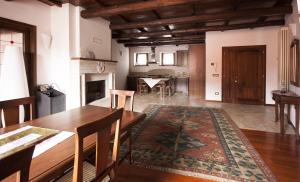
[1,105,146,182]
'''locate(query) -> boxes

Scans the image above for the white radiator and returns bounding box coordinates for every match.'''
[278,27,291,91]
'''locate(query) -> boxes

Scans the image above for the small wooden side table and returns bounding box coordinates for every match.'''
[272,90,300,138]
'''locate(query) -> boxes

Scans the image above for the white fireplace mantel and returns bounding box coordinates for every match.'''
[71,57,117,74]
[69,57,117,109]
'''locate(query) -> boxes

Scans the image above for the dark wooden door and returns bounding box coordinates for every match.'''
[222,46,266,105]
[188,44,206,98]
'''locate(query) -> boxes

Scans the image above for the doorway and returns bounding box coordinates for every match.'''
[222,45,266,105]
[188,44,206,98]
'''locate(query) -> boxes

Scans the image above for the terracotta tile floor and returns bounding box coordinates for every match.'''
[92,92,295,134]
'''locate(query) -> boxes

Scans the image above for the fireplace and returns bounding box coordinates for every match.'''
[85,80,105,104]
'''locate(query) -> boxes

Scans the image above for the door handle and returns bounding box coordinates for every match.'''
[234,80,238,83]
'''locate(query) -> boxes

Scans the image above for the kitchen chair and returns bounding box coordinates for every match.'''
[57,108,124,182]
[109,90,135,111]
[0,96,35,127]
[109,89,135,164]
[137,79,148,94]
[0,144,36,182]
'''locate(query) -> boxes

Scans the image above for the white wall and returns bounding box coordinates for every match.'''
[79,7,111,60]
[0,1,114,109]
[52,5,112,109]
[50,4,73,108]
[0,0,52,84]
[206,27,281,104]
[112,40,129,90]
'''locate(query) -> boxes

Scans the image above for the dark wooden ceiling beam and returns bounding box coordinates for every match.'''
[124,40,205,47]
[224,0,241,26]
[139,0,171,31]
[124,38,204,45]
[5,0,62,6]
[118,15,147,32]
[256,0,292,23]
[81,0,202,18]
[110,6,291,30]
[117,34,205,43]
[38,0,62,7]
[113,19,284,39]
[93,0,147,33]
[152,10,171,31]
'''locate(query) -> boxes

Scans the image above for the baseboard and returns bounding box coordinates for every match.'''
[205,100,222,103]
[203,101,275,105]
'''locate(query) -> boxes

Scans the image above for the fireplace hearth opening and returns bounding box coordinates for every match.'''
[86,80,105,104]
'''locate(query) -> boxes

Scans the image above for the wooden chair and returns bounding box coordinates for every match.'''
[137,79,148,95]
[109,89,135,164]
[0,144,36,182]
[158,78,175,98]
[0,96,35,128]
[109,89,135,111]
[57,108,124,182]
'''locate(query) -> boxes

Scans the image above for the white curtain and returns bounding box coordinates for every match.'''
[0,45,29,126]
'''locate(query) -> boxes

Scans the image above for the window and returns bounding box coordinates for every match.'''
[135,53,148,66]
[161,53,175,66]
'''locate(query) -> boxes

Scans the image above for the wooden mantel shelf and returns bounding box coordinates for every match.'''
[71,57,118,63]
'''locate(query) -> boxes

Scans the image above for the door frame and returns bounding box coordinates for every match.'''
[222,45,266,105]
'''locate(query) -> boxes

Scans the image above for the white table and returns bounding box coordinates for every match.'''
[140,78,170,88]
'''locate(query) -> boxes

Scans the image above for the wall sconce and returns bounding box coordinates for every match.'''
[41,33,52,50]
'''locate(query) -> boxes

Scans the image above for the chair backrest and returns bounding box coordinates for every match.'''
[72,108,124,182]
[0,144,35,182]
[109,89,135,111]
[138,78,147,85]
[0,96,36,128]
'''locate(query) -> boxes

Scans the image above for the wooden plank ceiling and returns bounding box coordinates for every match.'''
[31,0,295,47]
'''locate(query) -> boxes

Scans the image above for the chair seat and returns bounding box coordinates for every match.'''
[56,162,110,182]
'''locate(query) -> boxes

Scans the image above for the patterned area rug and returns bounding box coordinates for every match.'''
[131,105,276,182]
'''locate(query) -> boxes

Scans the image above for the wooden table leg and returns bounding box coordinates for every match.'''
[287,104,291,123]
[275,102,279,122]
[295,105,300,138]
[160,84,165,99]
[127,129,133,164]
[187,78,189,96]
[280,103,285,134]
